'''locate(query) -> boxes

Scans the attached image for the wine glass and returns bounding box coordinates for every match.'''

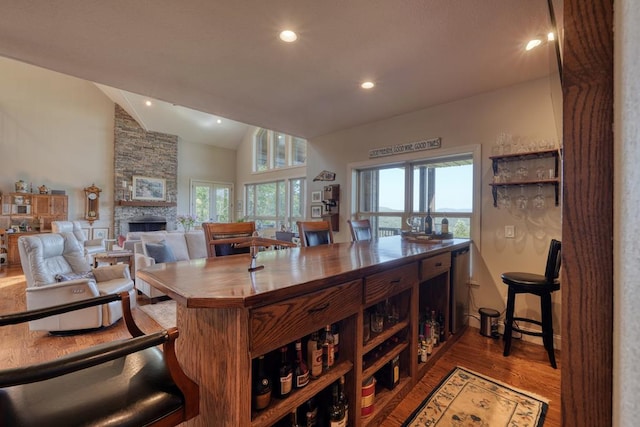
[515,161,529,181]
[498,187,511,209]
[516,186,528,210]
[533,185,546,209]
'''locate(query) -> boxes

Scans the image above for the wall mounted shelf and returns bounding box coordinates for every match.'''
[116,200,176,207]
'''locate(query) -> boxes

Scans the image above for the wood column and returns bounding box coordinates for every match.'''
[562,1,613,426]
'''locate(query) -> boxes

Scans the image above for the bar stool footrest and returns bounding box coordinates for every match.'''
[511,317,545,337]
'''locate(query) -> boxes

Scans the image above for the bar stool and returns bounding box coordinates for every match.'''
[502,239,561,368]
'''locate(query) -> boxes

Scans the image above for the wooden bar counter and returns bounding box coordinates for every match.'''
[138,236,470,427]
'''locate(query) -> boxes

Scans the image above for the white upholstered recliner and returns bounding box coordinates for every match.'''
[51,220,105,265]
[18,232,136,332]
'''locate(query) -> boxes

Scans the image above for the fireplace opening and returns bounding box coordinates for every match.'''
[128,215,167,232]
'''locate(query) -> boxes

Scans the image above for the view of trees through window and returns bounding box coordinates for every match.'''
[192,181,232,223]
[356,155,473,238]
[253,129,307,172]
[245,178,305,232]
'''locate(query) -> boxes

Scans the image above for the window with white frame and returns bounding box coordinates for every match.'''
[191,180,233,224]
[253,129,307,172]
[355,154,474,238]
[245,178,306,232]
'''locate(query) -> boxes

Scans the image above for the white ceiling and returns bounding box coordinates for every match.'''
[0,1,562,149]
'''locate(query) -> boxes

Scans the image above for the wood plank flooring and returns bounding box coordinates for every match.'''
[0,265,560,426]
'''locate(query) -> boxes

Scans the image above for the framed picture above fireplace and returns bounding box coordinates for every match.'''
[132,176,166,201]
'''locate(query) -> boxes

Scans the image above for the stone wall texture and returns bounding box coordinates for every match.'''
[113,105,178,236]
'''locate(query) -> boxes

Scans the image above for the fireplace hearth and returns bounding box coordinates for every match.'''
[128,215,167,232]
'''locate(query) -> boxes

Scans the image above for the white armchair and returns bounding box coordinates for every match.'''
[17,232,136,332]
[51,220,105,265]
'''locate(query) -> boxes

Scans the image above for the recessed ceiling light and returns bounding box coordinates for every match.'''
[279,30,297,43]
[547,32,555,41]
[145,100,152,106]
[525,38,543,51]
[217,119,222,124]
[361,81,375,89]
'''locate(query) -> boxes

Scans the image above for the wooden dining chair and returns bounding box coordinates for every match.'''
[296,220,334,247]
[202,222,256,257]
[347,219,373,241]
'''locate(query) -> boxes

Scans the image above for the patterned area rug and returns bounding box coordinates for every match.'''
[138,300,177,330]
[403,367,548,427]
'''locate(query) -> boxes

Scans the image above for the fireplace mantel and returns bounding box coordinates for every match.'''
[117,201,176,207]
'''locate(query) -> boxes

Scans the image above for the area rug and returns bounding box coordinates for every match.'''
[137,300,177,330]
[403,366,548,427]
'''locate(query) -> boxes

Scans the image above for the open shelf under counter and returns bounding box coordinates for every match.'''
[251,360,353,427]
[362,341,408,380]
[361,376,413,427]
[363,319,410,356]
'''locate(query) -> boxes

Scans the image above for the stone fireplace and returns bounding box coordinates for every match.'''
[113,105,178,237]
[127,215,167,232]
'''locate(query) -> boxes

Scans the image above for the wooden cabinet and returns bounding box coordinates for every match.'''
[6,231,43,267]
[137,237,470,427]
[32,194,68,231]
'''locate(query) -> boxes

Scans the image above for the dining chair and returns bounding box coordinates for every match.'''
[296,220,334,247]
[202,222,256,257]
[347,219,372,241]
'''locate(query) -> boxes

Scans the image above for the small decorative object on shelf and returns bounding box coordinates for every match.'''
[176,214,197,232]
[38,185,49,194]
[14,180,28,193]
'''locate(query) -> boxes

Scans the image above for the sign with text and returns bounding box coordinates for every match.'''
[368,137,442,158]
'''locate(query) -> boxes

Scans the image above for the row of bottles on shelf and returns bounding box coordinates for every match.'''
[253,323,342,412]
[272,377,349,427]
[418,309,446,363]
[364,299,401,342]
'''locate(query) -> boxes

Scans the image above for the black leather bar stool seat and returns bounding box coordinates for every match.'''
[502,239,561,368]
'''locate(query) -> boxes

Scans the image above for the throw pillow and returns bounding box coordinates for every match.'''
[145,240,177,263]
[55,271,96,282]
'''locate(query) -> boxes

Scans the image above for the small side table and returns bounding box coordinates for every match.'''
[93,250,134,275]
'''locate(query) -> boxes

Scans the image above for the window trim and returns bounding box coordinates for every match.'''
[347,144,481,247]
[243,176,306,232]
[252,128,307,173]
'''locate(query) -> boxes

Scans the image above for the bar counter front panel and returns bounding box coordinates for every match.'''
[137,235,471,427]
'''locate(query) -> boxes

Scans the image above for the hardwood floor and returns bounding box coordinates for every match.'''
[0,265,560,426]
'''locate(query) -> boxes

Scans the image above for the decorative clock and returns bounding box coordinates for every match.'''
[84,184,102,225]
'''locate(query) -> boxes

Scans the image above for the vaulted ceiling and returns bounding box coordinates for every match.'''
[0,1,562,149]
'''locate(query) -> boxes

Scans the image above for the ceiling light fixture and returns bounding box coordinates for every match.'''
[145,100,152,106]
[525,32,556,51]
[361,81,375,89]
[217,119,222,124]
[279,30,297,43]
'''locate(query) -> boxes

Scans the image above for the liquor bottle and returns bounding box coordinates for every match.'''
[338,375,349,423]
[431,310,440,347]
[307,331,323,379]
[425,208,433,234]
[293,340,310,389]
[441,217,449,234]
[331,323,340,361]
[322,324,335,372]
[437,311,446,343]
[277,346,293,398]
[288,408,301,427]
[328,383,346,427]
[418,335,427,363]
[253,355,272,410]
[300,397,318,427]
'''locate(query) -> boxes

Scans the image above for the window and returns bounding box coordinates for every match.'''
[191,180,233,224]
[253,129,307,171]
[355,154,474,238]
[245,178,305,232]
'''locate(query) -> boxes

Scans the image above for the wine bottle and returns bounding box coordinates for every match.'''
[437,311,446,343]
[322,324,335,372]
[253,355,272,410]
[301,397,318,427]
[431,310,440,347]
[288,408,301,427]
[441,217,449,234]
[277,346,293,398]
[338,375,349,423]
[293,340,310,389]
[331,323,340,361]
[328,383,346,427]
[425,208,433,234]
[307,331,323,379]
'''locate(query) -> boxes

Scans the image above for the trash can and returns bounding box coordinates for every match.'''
[479,308,500,338]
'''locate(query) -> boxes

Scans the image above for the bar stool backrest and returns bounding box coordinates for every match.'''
[544,239,562,282]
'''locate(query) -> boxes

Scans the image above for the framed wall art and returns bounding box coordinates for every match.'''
[311,191,322,203]
[132,176,166,201]
[92,227,109,240]
[311,205,323,218]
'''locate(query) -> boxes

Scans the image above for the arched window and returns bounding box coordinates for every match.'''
[253,128,307,172]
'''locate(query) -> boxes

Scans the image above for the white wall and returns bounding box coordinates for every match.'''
[614,0,640,424]
[0,57,237,235]
[0,56,115,230]
[308,77,562,344]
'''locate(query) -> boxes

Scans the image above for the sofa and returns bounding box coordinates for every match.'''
[129,230,207,298]
[51,220,105,265]
[18,232,135,332]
